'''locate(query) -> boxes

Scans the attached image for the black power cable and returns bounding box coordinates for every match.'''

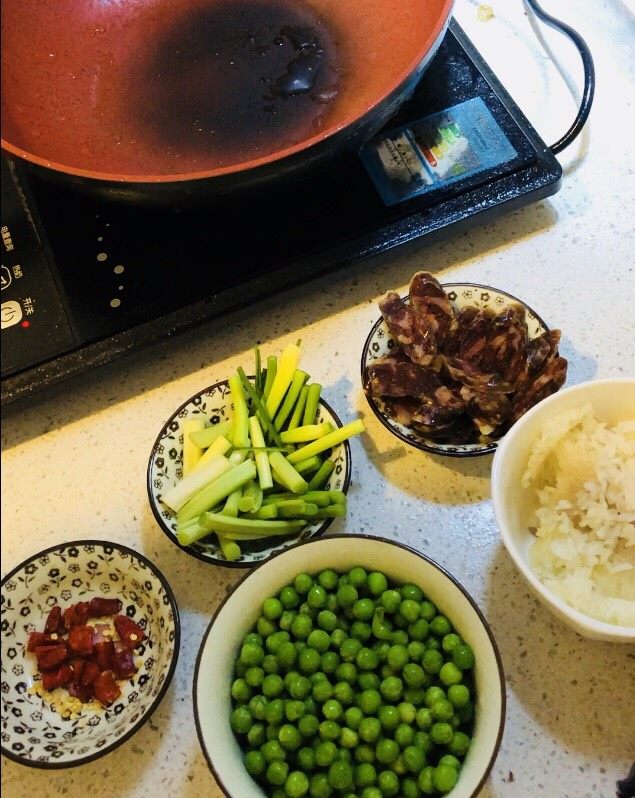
[524,0,596,154]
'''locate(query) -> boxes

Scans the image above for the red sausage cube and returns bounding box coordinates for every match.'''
[42,665,73,691]
[93,671,121,707]
[68,625,94,657]
[44,605,62,634]
[113,615,145,650]
[35,644,68,671]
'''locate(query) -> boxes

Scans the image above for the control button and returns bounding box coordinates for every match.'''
[1,265,11,291]
[1,299,23,329]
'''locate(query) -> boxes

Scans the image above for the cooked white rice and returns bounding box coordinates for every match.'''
[522,403,635,627]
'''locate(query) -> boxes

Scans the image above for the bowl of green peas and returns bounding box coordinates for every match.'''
[194,534,505,797]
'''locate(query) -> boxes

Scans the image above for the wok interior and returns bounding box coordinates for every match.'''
[1,0,451,180]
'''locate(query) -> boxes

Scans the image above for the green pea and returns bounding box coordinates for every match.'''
[263,654,279,674]
[347,567,367,588]
[262,739,286,762]
[367,572,388,596]
[344,706,363,729]
[299,602,316,619]
[336,584,358,608]
[267,631,290,654]
[294,573,313,595]
[424,635,440,651]
[452,644,475,670]
[317,610,338,632]
[317,569,338,591]
[321,651,340,674]
[377,705,400,730]
[245,749,266,777]
[279,723,302,751]
[231,678,252,703]
[441,633,462,653]
[307,629,331,653]
[258,616,277,637]
[448,730,471,757]
[408,619,429,641]
[430,722,453,745]
[417,766,435,795]
[280,586,300,609]
[266,760,289,786]
[402,776,422,798]
[387,644,408,671]
[230,706,252,734]
[296,712,318,736]
[247,722,266,747]
[244,632,263,646]
[245,666,264,687]
[377,769,399,797]
[404,687,427,706]
[397,701,416,724]
[391,629,409,646]
[328,760,354,791]
[315,740,338,767]
[438,754,461,769]
[380,676,403,702]
[422,649,443,675]
[395,723,414,748]
[415,707,432,731]
[319,720,341,741]
[401,584,423,602]
[313,680,334,703]
[330,629,347,649]
[352,598,374,622]
[358,716,382,743]
[335,662,357,684]
[263,597,284,620]
[240,643,264,667]
[373,642,391,664]
[262,674,284,698]
[429,615,452,637]
[340,727,359,749]
[447,684,470,708]
[322,699,343,721]
[407,641,425,661]
[286,769,310,797]
[433,763,458,793]
[375,738,399,765]
[292,614,313,640]
[285,700,306,722]
[403,744,426,773]
[264,698,284,725]
[380,589,401,613]
[334,681,354,706]
[309,771,332,798]
[350,621,372,641]
[248,694,268,721]
[358,672,380,691]
[356,647,379,671]
[361,788,382,798]
[355,762,377,788]
[289,675,312,700]
[403,663,426,688]
[308,585,327,610]
[336,747,352,764]
[358,688,381,714]
[279,611,296,632]
[354,744,375,764]
[419,601,437,622]
[399,600,420,623]
[325,593,338,613]
[439,662,463,686]
[457,699,474,724]
[340,638,362,662]
[299,648,321,675]
[424,686,446,707]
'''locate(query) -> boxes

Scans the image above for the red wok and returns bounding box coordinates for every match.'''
[1,0,454,201]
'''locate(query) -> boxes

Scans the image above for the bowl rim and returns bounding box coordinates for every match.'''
[360,281,551,458]
[192,532,507,798]
[147,378,353,568]
[491,377,635,640]
[0,538,181,769]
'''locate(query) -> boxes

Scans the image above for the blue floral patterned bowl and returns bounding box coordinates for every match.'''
[0,540,179,768]
[361,283,550,457]
[147,379,352,568]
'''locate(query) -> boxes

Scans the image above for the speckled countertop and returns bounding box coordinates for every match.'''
[2,1,634,796]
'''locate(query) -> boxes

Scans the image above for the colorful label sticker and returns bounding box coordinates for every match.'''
[360,97,518,206]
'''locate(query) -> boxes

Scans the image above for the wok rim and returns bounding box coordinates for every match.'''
[0,1,454,184]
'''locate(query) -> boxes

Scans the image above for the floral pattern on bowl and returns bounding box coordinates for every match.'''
[0,540,180,769]
[361,283,550,457]
[147,379,352,568]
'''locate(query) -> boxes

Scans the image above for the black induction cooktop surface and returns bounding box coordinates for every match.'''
[1,21,562,406]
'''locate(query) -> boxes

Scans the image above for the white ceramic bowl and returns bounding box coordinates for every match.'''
[194,535,505,798]
[491,378,635,643]
[0,540,180,768]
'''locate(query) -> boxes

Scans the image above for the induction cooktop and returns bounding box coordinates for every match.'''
[0,20,562,407]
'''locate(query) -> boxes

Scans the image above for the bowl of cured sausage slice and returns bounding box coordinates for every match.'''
[361,272,568,456]
[0,540,180,768]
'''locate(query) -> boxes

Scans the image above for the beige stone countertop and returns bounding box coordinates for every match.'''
[2,1,634,797]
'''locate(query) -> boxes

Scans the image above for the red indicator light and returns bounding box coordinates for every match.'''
[21,320,30,328]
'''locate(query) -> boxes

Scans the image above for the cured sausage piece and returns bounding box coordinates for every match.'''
[457,309,495,365]
[94,640,115,671]
[42,665,73,692]
[27,632,62,651]
[409,271,457,342]
[413,415,479,444]
[481,305,528,383]
[366,358,447,399]
[93,671,121,707]
[35,644,68,671]
[511,356,568,421]
[88,597,123,618]
[44,605,62,634]
[381,397,422,426]
[378,291,436,366]
[68,625,94,657]
[516,329,562,391]
[63,601,90,629]
[112,643,138,680]
[443,356,515,394]
[113,615,145,650]
[443,306,480,357]
[459,386,512,436]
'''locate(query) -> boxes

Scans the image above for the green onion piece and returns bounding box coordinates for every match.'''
[294,455,323,476]
[218,536,242,561]
[229,374,250,450]
[303,383,322,426]
[189,420,234,450]
[238,480,263,514]
[248,415,274,490]
[254,346,263,397]
[265,343,302,419]
[286,419,365,465]
[161,455,232,513]
[221,488,242,517]
[191,511,305,542]
[288,385,309,431]
[313,503,347,519]
[276,500,319,519]
[269,451,308,494]
[274,369,309,430]
[237,368,283,448]
[307,459,335,491]
[280,422,333,445]
[177,459,257,524]
[244,504,278,520]
[262,357,278,400]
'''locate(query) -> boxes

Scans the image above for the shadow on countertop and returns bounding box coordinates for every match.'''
[1,199,557,451]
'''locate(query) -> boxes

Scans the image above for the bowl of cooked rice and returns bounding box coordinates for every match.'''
[491,378,635,642]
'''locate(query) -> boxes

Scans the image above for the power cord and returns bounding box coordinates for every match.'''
[524,0,595,154]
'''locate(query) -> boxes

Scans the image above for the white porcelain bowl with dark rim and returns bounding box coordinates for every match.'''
[491,378,635,643]
[147,378,352,568]
[361,282,551,457]
[0,540,180,768]
[194,534,506,798]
